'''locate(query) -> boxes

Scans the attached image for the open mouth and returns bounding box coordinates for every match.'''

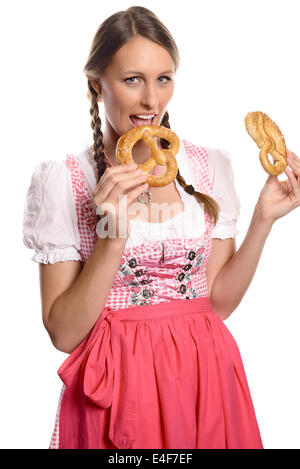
[129,115,155,127]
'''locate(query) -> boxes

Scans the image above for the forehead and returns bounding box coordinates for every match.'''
[108,36,175,74]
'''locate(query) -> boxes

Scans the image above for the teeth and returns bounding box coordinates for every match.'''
[133,114,155,119]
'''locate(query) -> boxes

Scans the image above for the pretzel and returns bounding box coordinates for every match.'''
[116,125,180,186]
[245,111,287,175]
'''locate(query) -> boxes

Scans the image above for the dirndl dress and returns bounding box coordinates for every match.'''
[49,140,263,449]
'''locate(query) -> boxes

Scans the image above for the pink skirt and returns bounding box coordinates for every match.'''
[56,297,263,449]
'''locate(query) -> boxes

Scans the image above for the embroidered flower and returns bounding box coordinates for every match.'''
[119,258,155,305]
[120,263,132,277]
[190,288,199,298]
[194,255,204,267]
[185,273,192,283]
[122,274,136,283]
[129,292,150,306]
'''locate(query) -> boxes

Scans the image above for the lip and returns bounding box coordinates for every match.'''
[129,114,156,127]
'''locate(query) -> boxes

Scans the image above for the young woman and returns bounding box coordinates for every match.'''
[23,6,300,449]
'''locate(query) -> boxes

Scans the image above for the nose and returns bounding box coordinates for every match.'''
[140,82,159,110]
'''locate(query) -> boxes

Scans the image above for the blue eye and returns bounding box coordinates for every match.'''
[158,76,171,83]
[125,76,171,85]
[125,77,138,84]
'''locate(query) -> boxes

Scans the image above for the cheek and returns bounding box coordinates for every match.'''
[161,84,174,104]
[112,84,137,107]
[104,83,133,111]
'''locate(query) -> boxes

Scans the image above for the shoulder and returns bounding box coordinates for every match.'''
[182,140,231,166]
[204,146,232,167]
[24,158,76,220]
[63,145,98,190]
[181,140,234,181]
[25,160,70,203]
[204,146,234,184]
[180,140,240,239]
[23,158,82,261]
[182,139,231,158]
[29,159,70,183]
[29,146,95,185]
[181,139,208,158]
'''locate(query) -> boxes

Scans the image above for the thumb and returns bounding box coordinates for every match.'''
[266,174,278,184]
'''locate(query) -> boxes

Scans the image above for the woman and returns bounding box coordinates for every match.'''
[23,6,300,449]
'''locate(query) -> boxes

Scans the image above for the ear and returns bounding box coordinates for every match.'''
[89,79,103,102]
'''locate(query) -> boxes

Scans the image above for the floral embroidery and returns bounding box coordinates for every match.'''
[122,274,136,284]
[189,287,199,298]
[177,271,199,299]
[185,272,192,283]
[129,292,151,306]
[194,254,204,267]
[61,142,214,312]
[120,262,133,277]
[119,259,154,306]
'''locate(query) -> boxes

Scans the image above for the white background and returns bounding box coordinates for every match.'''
[1,0,299,449]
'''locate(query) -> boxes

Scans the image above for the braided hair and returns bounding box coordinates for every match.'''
[84,6,220,226]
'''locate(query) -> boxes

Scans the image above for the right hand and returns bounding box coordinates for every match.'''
[92,163,149,239]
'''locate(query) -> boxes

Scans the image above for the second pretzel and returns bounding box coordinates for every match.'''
[116,125,180,187]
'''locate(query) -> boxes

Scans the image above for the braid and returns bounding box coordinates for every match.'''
[160,112,220,227]
[88,79,107,223]
[88,80,106,183]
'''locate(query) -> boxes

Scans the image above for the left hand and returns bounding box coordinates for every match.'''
[255,149,300,223]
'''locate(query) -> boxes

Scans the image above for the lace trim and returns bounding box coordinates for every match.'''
[211,223,239,239]
[31,246,81,264]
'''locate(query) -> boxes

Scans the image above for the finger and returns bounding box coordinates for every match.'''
[287,154,300,177]
[266,174,278,184]
[126,182,150,205]
[93,163,139,196]
[286,149,299,160]
[287,150,300,167]
[110,172,148,198]
[284,166,299,191]
[94,172,148,205]
[92,163,138,196]
[282,175,292,194]
[93,163,139,195]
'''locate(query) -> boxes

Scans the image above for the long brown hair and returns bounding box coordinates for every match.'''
[83,6,219,227]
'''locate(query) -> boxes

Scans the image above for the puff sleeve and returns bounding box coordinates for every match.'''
[23,160,82,263]
[207,147,241,239]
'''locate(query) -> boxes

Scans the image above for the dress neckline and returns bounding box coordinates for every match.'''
[100,149,187,225]
[85,144,199,226]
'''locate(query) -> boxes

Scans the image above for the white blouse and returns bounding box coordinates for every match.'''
[22,141,241,264]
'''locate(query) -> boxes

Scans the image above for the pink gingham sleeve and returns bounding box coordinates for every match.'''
[206,147,241,239]
[23,160,82,264]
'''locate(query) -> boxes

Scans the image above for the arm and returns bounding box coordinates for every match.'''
[207,208,273,321]
[41,236,127,354]
[207,146,300,320]
[38,161,149,355]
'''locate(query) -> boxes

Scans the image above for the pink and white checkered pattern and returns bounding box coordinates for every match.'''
[49,139,214,449]
[48,384,65,449]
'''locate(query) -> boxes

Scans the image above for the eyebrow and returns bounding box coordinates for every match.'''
[122,69,174,75]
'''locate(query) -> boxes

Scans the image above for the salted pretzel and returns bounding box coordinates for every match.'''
[245,111,287,175]
[116,125,180,187]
